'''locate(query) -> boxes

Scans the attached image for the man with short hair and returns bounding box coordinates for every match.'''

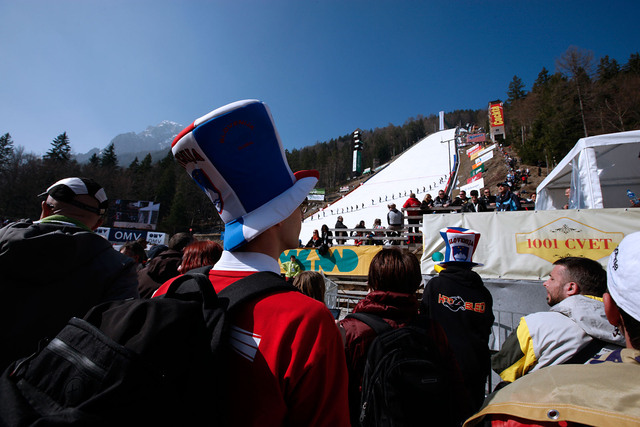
[433,189,451,207]
[492,257,625,383]
[153,100,349,426]
[494,182,521,211]
[480,188,496,208]
[0,177,139,370]
[386,203,403,245]
[466,233,640,426]
[334,215,348,245]
[402,192,421,243]
[450,190,469,207]
[462,190,487,212]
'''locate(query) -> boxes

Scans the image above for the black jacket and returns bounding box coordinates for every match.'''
[421,265,494,411]
[137,249,183,298]
[0,218,138,370]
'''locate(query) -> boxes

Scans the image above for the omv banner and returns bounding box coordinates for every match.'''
[280,246,383,276]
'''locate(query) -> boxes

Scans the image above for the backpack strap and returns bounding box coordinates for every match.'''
[220,271,297,311]
[164,269,296,312]
[347,312,394,335]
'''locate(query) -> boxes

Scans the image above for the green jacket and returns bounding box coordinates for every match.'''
[282,260,301,278]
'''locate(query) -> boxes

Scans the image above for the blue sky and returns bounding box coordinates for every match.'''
[1,0,638,156]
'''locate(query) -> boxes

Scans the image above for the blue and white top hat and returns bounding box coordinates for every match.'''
[438,227,483,266]
[171,100,319,251]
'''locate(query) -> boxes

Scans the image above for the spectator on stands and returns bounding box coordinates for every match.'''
[120,241,147,271]
[137,232,195,298]
[386,204,403,245]
[492,257,625,385]
[403,192,421,243]
[0,177,139,370]
[421,227,493,412]
[321,224,333,246]
[433,190,451,207]
[334,215,348,245]
[341,248,470,426]
[305,229,323,248]
[495,182,521,211]
[292,271,325,303]
[421,193,434,214]
[450,190,469,207]
[466,233,640,426]
[481,188,496,208]
[367,218,385,245]
[177,239,223,273]
[462,190,487,212]
[352,220,366,246]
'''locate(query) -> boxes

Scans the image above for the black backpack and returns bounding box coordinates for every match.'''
[0,270,294,427]
[347,313,457,427]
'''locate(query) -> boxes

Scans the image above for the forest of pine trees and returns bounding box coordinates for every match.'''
[1,47,638,234]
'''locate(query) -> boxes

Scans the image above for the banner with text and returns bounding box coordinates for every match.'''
[421,208,640,280]
[280,245,383,276]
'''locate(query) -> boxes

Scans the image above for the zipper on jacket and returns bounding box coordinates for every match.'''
[48,338,107,379]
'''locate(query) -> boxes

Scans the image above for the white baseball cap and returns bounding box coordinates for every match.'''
[607,231,640,322]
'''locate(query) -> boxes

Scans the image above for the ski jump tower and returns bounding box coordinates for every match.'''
[352,129,363,178]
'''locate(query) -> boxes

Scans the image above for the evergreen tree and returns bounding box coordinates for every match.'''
[623,52,640,75]
[507,75,527,103]
[100,143,118,168]
[44,132,72,162]
[0,133,14,171]
[597,55,620,82]
[88,153,100,167]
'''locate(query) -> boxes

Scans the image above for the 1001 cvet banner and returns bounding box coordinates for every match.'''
[421,208,640,280]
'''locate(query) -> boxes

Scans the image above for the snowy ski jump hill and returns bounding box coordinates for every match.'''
[300,128,457,243]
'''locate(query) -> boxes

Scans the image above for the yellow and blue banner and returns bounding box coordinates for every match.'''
[280,245,383,276]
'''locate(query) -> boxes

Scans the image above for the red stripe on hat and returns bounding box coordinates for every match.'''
[294,170,320,181]
[172,122,196,147]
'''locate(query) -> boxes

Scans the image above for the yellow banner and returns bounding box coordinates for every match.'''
[280,245,383,276]
[421,208,640,280]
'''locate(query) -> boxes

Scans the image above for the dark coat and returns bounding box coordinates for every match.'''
[137,248,182,298]
[421,264,494,411]
[0,218,138,369]
[341,291,470,425]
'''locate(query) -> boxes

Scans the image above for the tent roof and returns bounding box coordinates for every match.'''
[536,130,640,209]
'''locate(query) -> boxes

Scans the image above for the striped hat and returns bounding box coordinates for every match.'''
[172,100,318,251]
[438,227,483,266]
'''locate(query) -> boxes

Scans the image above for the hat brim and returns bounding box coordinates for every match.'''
[438,261,483,267]
[224,170,318,251]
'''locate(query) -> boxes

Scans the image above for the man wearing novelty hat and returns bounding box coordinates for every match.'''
[154,100,350,426]
[420,227,494,413]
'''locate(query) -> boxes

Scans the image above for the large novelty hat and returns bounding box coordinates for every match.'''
[171,100,319,251]
[438,227,482,266]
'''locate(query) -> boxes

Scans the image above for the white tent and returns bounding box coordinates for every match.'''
[536,130,640,210]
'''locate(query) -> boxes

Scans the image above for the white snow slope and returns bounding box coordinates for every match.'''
[300,128,457,243]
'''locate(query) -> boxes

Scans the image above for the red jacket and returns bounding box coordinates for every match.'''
[155,252,350,427]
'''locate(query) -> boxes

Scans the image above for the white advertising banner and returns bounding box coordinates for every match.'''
[475,151,494,164]
[460,178,485,194]
[421,208,640,280]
